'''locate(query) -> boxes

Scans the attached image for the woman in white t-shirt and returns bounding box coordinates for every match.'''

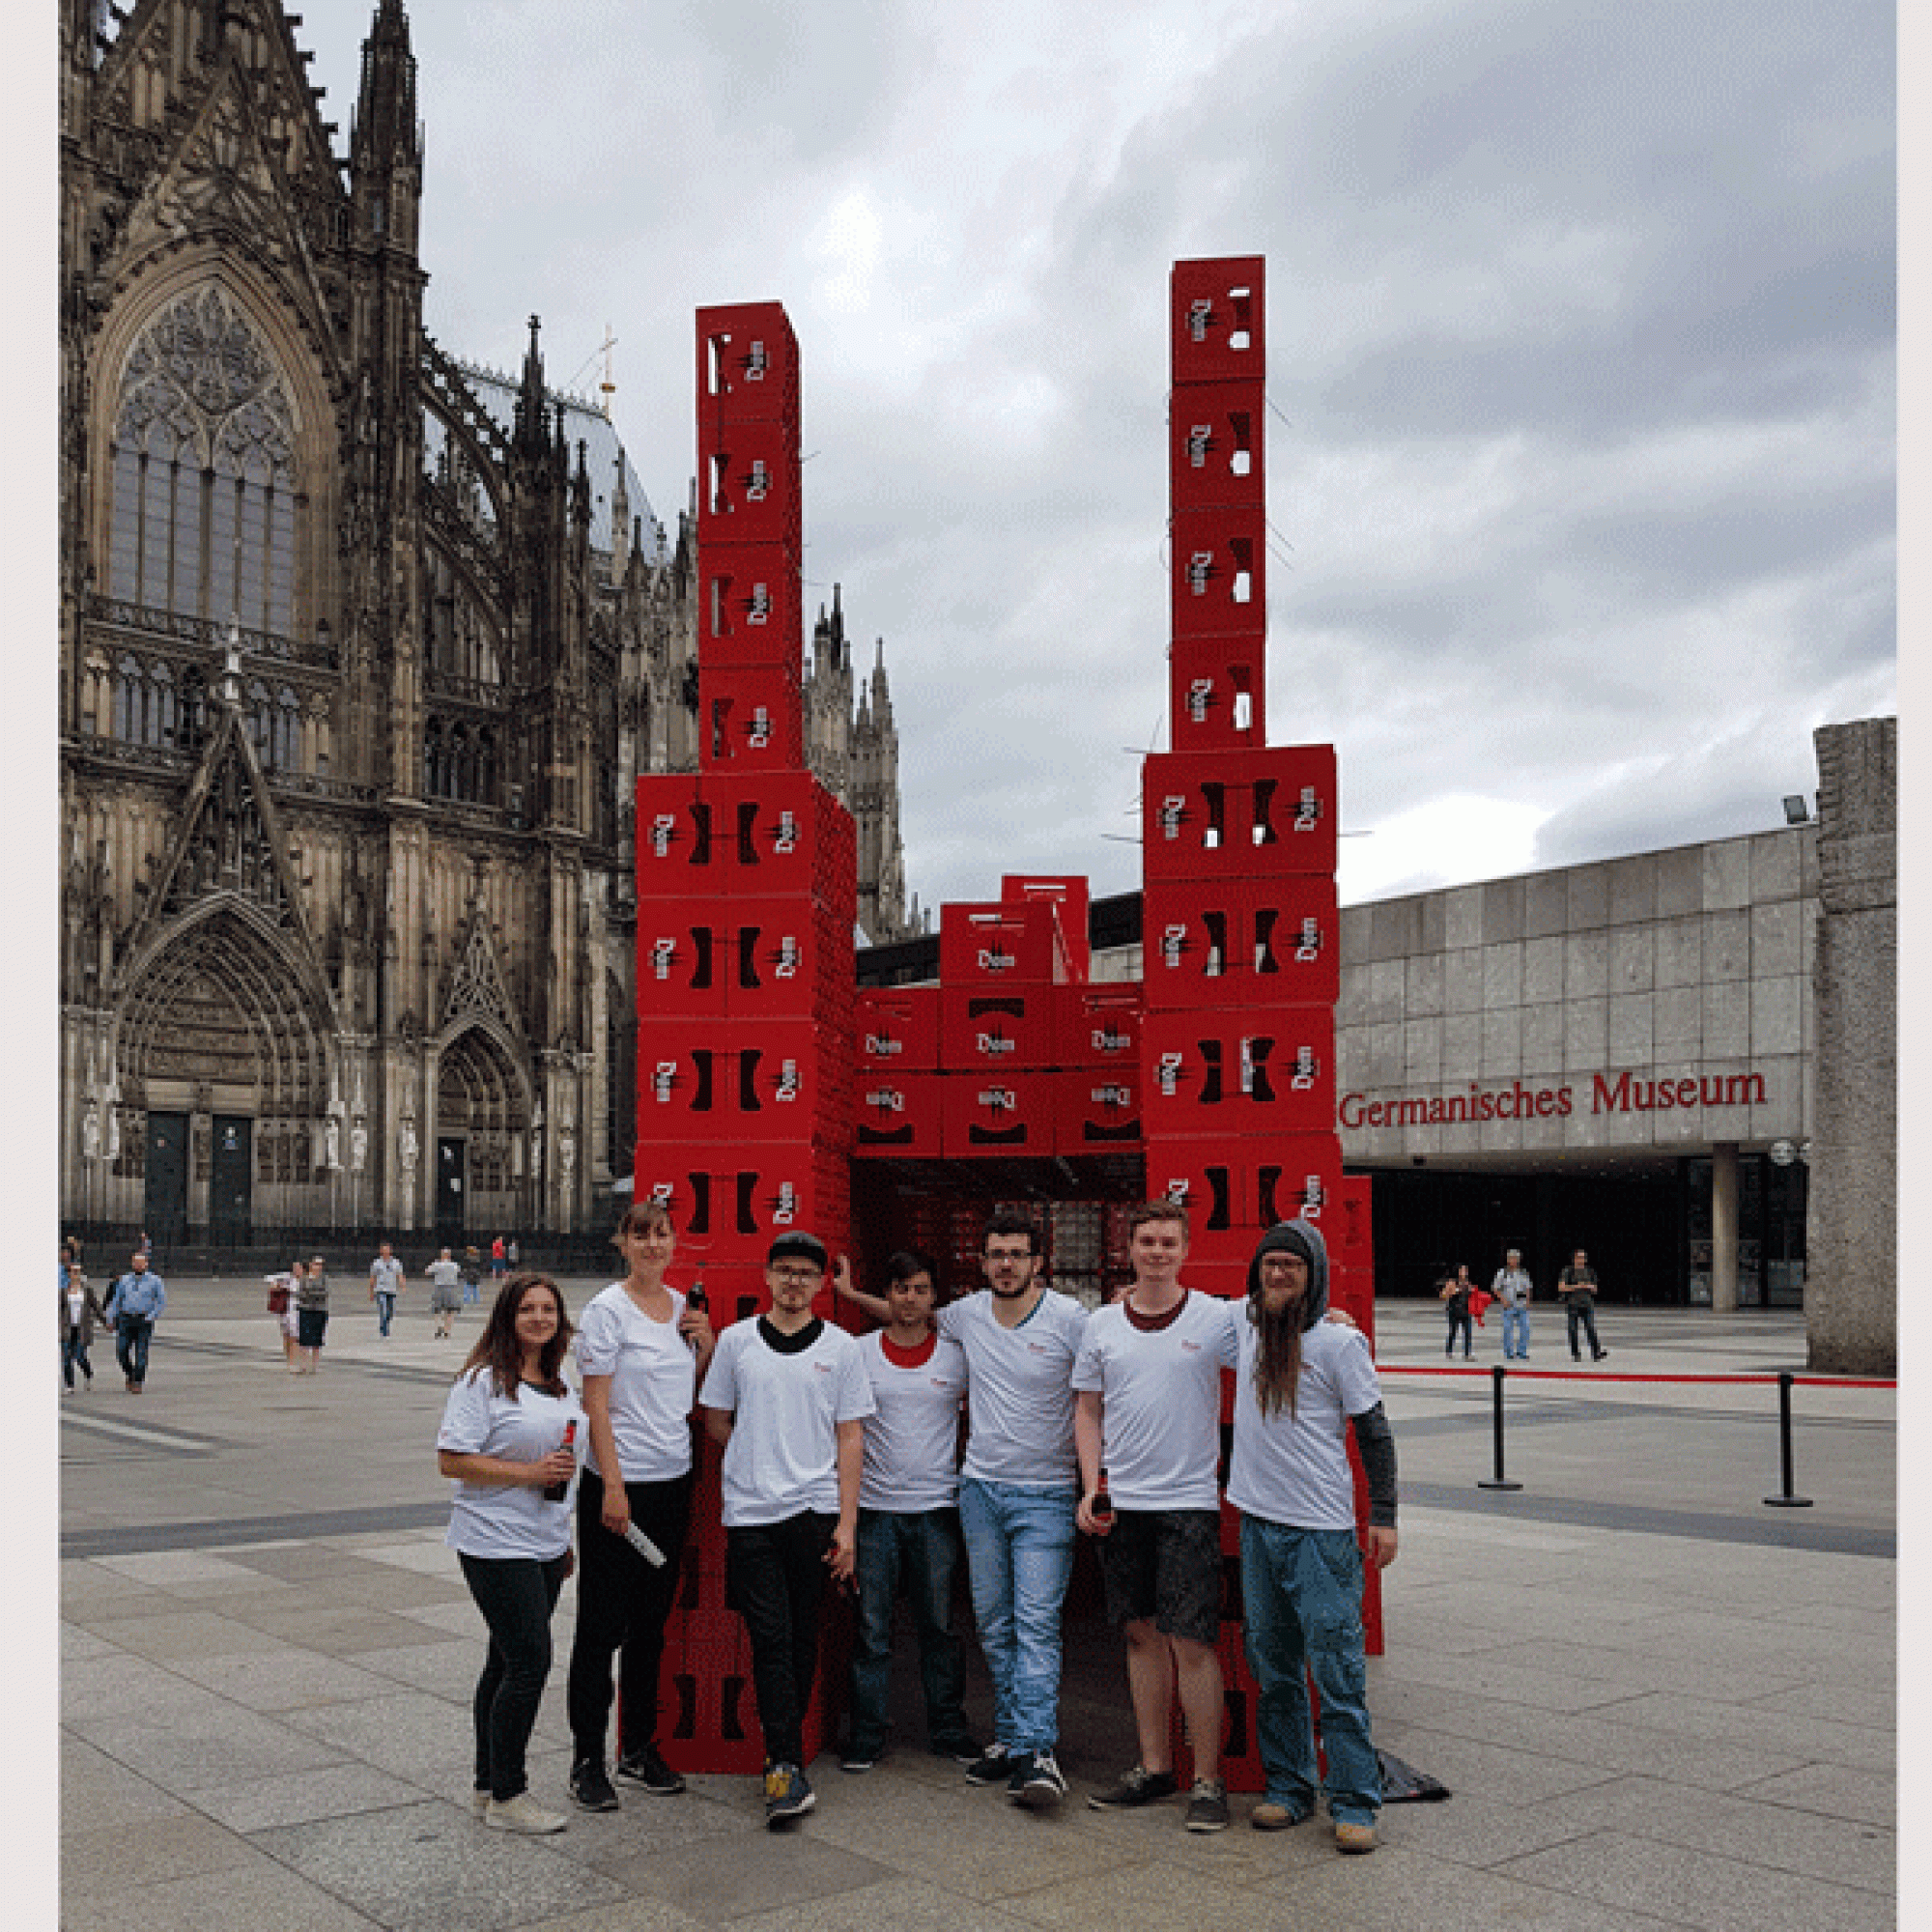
[436,1272,584,1836]
[562,1201,715,1813]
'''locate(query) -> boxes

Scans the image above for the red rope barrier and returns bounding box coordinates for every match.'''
[1376,1365,1894,1388]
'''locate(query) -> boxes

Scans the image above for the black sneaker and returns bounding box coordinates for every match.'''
[567,1758,619,1812]
[1593,1350,1609,1361]
[764,1761,815,1826]
[1009,1750,1067,1809]
[932,1735,983,1766]
[1184,1777,1231,1832]
[1088,1765,1179,1810]
[614,1743,685,1795]
[965,1743,1016,1787]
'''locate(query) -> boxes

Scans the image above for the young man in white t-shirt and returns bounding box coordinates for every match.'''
[368,1242,405,1338]
[1074,1199,1238,1833]
[699,1230,875,1828]
[1231,1218,1399,1854]
[937,1211,1089,1808]
[838,1249,980,1774]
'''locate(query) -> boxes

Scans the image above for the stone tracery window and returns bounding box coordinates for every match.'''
[108,285,300,637]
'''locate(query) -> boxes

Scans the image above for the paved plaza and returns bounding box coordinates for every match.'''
[56,1276,1897,1929]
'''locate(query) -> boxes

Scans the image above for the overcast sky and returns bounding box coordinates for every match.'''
[227,2,1901,912]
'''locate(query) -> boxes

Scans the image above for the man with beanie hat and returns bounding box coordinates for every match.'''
[1230,1219,1399,1854]
[699,1230,876,1827]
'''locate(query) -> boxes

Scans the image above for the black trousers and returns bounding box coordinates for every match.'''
[566,1467,693,1761]
[1567,1299,1603,1356]
[725,1512,836,1768]
[458,1549,571,1801]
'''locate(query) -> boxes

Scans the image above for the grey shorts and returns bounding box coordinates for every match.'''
[1097,1507,1223,1644]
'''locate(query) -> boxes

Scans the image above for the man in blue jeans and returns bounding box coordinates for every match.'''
[937,1212,1089,1809]
[103,1249,167,1393]
[1229,1218,1399,1853]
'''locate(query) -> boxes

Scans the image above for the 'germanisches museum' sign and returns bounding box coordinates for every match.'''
[1340,1068,1772,1131]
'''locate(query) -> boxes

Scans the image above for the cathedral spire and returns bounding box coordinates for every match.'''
[350,0,422,249]
[516,313,547,447]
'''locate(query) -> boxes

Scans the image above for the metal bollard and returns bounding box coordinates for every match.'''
[1477,1362,1523,1492]
[1762,1369,1814,1507]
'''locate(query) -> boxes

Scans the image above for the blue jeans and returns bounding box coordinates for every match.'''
[957,1477,1076,1755]
[1239,1516,1380,1827]
[114,1317,155,1385]
[848,1506,973,1757]
[62,1331,94,1388]
[375,1292,396,1336]
[1500,1305,1529,1357]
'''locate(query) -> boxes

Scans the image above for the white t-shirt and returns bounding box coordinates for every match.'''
[370,1256,404,1294]
[938,1288,1089,1489]
[857,1330,969,1513]
[1227,1315,1382,1533]
[574,1282,698,1484]
[67,1288,87,1331]
[1071,1291,1237,1512]
[699,1318,876,1527]
[437,1366,584,1561]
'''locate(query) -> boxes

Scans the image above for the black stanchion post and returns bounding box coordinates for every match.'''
[1477,1362,1522,1492]
[1763,1369,1814,1508]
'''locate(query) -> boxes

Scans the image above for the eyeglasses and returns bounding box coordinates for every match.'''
[771,1265,823,1287]
[983,1248,1034,1264]
[1259,1256,1307,1272]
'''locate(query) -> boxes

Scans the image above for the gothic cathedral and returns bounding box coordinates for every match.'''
[59,0,916,1250]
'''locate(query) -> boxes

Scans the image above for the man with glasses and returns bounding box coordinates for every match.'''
[699,1231,874,1828]
[1557,1249,1608,1362]
[936,1211,1090,1809]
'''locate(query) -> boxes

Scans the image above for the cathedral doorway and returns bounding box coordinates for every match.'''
[436,1137,467,1243]
[434,1025,529,1238]
[143,1112,189,1248]
[210,1116,253,1244]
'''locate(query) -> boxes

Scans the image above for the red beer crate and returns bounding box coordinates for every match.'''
[637,910,729,1017]
[856,986,942,1071]
[1000,874,1090,983]
[1167,635,1266,753]
[1054,1066,1142,1151]
[1057,983,1142,1068]
[1330,1261,1375,1345]
[940,987,1055,1073]
[852,1069,945,1157]
[1142,744,1339,883]
[696,301,801,426]
[1143,1009,1337,1140]
[1252,1136,1346,1232]
[636,770,856,905]
[1170,256,1265,387]
[1171,505,1267,641]
[633,1142,851,1262]
[938,899,1068,987]
[699,549,804,668]
[1141,874,1342,1012]
[1328,1176,1375,1275]
[940,1069,1057,1157]
[637,1019,850,1145]
[699,419,802,552]
[1169,379,1264,513]
[698,662,804,774]
[723,896,855,1022]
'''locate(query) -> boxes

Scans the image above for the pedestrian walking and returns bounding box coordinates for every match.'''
[428,1246,464,1339]
[266,1263,301,1371]
[1492,1250,1533,1359]
[102,1250,166,1392]
[61,1249,109,1393]
[295,1254,330,1373]
[1437,1264,1475,1358]
[369,1242,406,1338]
[437,1271,584,1835]
[462,1244,484,1305]
[1558,1250,1609,1361]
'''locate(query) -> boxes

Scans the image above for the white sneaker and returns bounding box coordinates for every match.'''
[486,1792,568,1834]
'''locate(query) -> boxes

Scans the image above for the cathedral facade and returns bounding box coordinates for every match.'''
[59,0,913,1249]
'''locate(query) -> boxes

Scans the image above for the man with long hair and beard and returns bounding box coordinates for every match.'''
[1230,1219,1399,1854]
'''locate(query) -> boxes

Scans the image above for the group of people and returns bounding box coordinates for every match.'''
[438,1198,1400,1857]
[60,1241,167,1393]
[1437,1247,1610,1362]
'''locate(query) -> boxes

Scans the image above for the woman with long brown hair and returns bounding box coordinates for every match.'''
[563,1200,714,1812]
[436,1271,584,1835]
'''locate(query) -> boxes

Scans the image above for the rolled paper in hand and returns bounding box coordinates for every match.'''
[622,1520,668,1568]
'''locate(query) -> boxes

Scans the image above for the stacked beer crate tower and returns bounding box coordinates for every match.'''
[632,301,859,1773]
[1148,259,1379,1791]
